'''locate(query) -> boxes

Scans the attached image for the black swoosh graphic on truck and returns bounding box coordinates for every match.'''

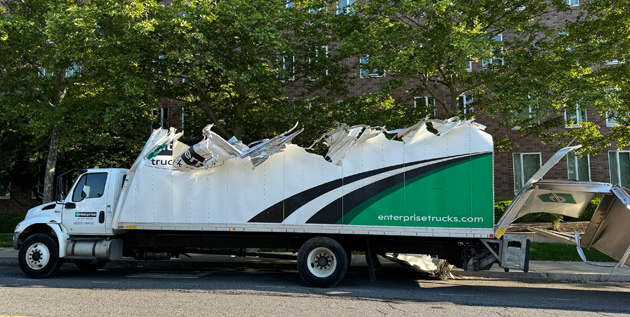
[305,154,487,224]
[248,153,488,223]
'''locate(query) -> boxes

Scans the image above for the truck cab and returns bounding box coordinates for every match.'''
[58,168,127,236]
[13,168,127,278]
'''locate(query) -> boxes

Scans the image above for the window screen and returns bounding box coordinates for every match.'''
[568,152,590,181]
[609,151,630,188]
[514,153,541,193]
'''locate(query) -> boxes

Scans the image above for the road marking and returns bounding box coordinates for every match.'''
[548,298,574,301]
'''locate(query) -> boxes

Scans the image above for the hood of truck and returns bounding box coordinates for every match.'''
[15,202,62,233]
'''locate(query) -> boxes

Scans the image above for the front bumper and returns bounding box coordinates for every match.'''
[13,231,21,250]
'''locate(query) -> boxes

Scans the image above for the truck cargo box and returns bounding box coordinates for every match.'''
[115,119,495,238]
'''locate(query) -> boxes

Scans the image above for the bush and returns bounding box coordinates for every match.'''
[0,213,26,233]
[579,196,601,221]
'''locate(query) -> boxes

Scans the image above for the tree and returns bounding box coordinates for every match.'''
[153,0,339,143]
[336,0,630,153]
[153,0,421,145]
[0,0,160,202]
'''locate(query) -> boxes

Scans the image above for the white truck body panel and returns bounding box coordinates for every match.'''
[113,119,495,238]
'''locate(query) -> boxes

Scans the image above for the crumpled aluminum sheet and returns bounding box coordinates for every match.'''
[241,122,304,168]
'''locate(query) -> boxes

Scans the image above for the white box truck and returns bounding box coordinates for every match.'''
[12,118,630,287]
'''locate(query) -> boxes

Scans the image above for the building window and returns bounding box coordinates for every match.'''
[181,107,189,132]
[360,55,385,78]
[566,0,579,6]
[513,153,542,193]
[276,53,295,81]
[567,152,590,181]
[309,46,328,80]
[337,0,354,14]
[161,107,169,128]
[606,59,619,65]
[609,151,630,188]
[153,107,169,129]
[458,94,474,119]
[414,96,436,118]
[0,182,10,200]
[466,58,473,72]
[564,105,587,128]
[483,34,503,68]
[511,105,537,130]
[606,112,619,127]
[65,62,80,77]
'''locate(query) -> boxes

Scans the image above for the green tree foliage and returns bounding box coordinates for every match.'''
[0,0,160,202]
[2,0,628,207]
[338,0,566,116]
[154,0,424,146]
[336,0,629,154]
[487,0,630,154]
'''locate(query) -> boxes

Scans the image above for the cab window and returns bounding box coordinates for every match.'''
[72,173,108,202]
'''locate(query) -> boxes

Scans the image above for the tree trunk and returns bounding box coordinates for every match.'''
[233,82,247,140]
[42,125,61,203]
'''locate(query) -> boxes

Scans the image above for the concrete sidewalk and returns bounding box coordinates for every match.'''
[2,247,629,283]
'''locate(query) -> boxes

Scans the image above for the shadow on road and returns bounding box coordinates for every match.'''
[1,262,629,314]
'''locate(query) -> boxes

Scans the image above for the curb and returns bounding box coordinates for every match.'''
[452,269,630,282]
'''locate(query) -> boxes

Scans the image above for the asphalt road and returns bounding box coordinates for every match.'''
[1,262,629,317]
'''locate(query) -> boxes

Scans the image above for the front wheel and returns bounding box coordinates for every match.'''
[18,233,62,278]
[297,237,348,288]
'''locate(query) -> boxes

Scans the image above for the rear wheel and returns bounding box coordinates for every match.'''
[297,237,348,288]
[18,233,62,278]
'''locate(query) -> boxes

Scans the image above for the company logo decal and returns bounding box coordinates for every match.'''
[75,212,97,217]
[538,193,576,204]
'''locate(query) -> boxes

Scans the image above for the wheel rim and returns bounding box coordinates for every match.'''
[307,247,337,278]
[25,242,50,270]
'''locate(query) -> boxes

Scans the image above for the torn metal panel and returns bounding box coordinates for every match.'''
[495,181,609,238]
[580,187,630,267]
[356,126,383,144]
[133,128,183,172]
[240,122,304,168]
[525,145,581,186]
[172,124,243,170]
[574,232,616,267]
[494,146,584,238]
[323,125,369,165]
[495,167,630,268]
[395,117,471,144]
[383,253,455,279]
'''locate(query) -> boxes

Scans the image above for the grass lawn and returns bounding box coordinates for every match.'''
[0,233,12,248]
[529,242,615,262]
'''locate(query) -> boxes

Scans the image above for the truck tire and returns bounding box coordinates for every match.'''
[297,237,348,288]
[18,233,62,278]
[74,260,108,271]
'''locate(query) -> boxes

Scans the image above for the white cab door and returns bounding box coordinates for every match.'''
[62,172,110,234]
